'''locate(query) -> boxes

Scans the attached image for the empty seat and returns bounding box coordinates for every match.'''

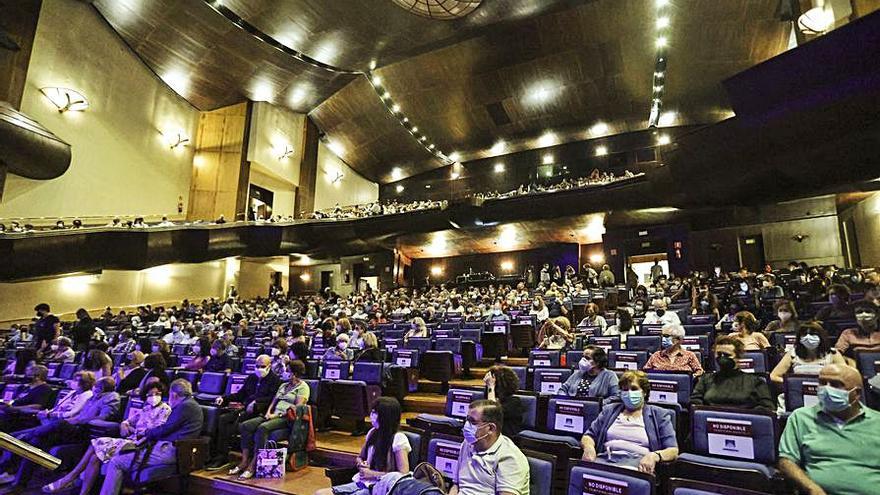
[427,435,465,479]
[322,360,351,380]
[668,478,772,495]
[565,350,584,369]
[194,372,227,402]
[549,397,602,436]
[328,379,376,427]
[589,335,621,352]
[532,368,572,395]
[383,338,402,354]
[515,393,538,430]
[224,374,248,395]
[608,350,648,371]
[175,370,200,390]
[524,449,555,495]
[783,374,820,412]
[510,323,535,351]
[680,335,711,358]
[435,337,462,354]
[645,372,693,410]
[446,388,485,418]
[405,337,433,355]
[509,366,527,390]
[529,350,561,368]
[568,461,655,495]
[420,350,457,386]
[640,323,664,336]
[855,350,880,379]
[627,336,661,353]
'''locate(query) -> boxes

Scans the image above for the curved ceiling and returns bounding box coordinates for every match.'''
[91,0,789,182]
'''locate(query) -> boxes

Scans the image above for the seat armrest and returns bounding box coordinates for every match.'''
[325,467,359,486]
[88,419,121,437]
[175,436,210,474]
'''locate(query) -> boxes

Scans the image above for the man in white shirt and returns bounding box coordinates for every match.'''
[642,299,681,326]
[451,400,530,495]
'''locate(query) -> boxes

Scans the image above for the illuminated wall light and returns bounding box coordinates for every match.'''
[430,266,443,276]
[653,85,664,93]
[595,145,608,156]
[656,16,670,29]
[162,70,190,96]
[538,131,557,147]
[448,152,461,162]
[500,260,514,272]
[146,265,173,286]
[425,184,431,189]
[589,122,609,136]
[654,72,665,79]
[419,136,427,141]
[369,60,377,70]
[657,134,671,145]
[299,272,311,282]
[40,87,89,113]
[490,140,507,154]
[589,253,606,264]
[391,167,403,180]
[61,274,96,294]
[498,224,517,249]
[382,91,390,99]
[655,37,668,48]
[396,185,404,193]
[428,143,435,149]
[542,154,554,165]
[391,104,400,112]
[193,154,206,168]
[494,162,505,173]
[371,75,382,85]
[450,171,460,180]
[658,111,677,127]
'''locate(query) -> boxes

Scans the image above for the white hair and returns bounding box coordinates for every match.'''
[663,323,685,338]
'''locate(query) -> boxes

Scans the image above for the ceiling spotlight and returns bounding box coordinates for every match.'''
[657,134,671,145]
[595,145,608,156]
[391,167,403,180]
[448,152,460,162]
[653,85,664,93]
[654,71,665,78]
[327,140,345,156]
[391,104,400,112]
[656,17,670,29]
[411,126,418,133]
[656,36,668,48]
[369,60,377,70]
[40,87,89,113]
[425,184,431,189]
[589,122,609,136]
[419,136,427,141]
[490,140,507,154]
[538,131,557,147]
[656,0,669,7]
[543,154,554,165]
[371,75,381,85]
[428,143,435,149]
[494,162,505,173]
[382,91,390,99]
[396,185,404,193]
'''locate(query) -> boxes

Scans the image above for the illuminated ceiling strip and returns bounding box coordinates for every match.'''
[648,3,670,127]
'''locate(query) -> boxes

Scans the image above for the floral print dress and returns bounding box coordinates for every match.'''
[91,401,172,462]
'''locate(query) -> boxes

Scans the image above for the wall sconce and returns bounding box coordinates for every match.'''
[167,132,190,149]
[40,87,89,113]
[791,233,810,243]
[331,171,344,184]
[299,273,311,282]
[278,145,294,160]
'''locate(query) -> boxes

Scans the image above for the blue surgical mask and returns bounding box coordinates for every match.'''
[620,390,643,411]
[817,385,853,413]
[462,421,486,444]
[578,358,593,373]
[661,336,673,350]
[800,334,821,350]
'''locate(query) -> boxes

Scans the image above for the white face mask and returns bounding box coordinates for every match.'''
[271,348,281,357]
[778,311,792,322]
[145,395,162,407]
[271,331,279,338]
[51,344,59,352]
[338,342,349,350]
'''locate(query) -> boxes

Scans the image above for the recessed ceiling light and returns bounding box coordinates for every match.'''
[589,122,609,136]
[538,131,557,147]
[657,134,671,145]
[490,140,507,154]
[425,184,431,189]
[543,154,554,164]
[420,136,427,141]
[656,37,668,48]
[369,60,377,70]
[371,75,381,85]
[448,152,461,162]
[656,0,669,7]
[391,167,403,180]
[451,171,460,180]
[395,185,404,193]
[391,104,400,112]
[382,91,390,98]
[411,126,418,133]
[656,17,670,29]
[428,143,435,149]
[494,162,505,173]
[595,145,608,156]
[402,117,409,123]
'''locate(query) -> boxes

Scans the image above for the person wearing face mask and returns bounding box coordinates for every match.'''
[313,398,411,495]
[771,323,845,414]
[605,308,636,344]
[183,336,212,371]
[38,371,96,422]
[115,351,147,395]
[580,371,678,473]
[97,379,201,495]
[131,353,170,398]
[690,336,774,411]
[558,346,619,399]
[269,338,290,377]
[815,284,854,321]
[161,324,188,345]
[354,332,383,363]
[206,355,281,470]
[537,317,573,350]
[31,303,60,356]
[42,382,172,494]
[43,337,75,364]
[644,324,704,376]
[111,329,137,354]
[0,365,52,431]
[232,360,309,479]
[764,300,800,334]
[758,274,785,299]
[578,303,608,332]
[835,302,880,361]
[690,285,720,320]
[0,377,120,491]
[447,400,530,495]
[483,365,524,437]
[402,317,429,344]
[529,295,550,324]
[323,334,352,361]
[729,311,770,351]
[642,299,681,326]
[204,340,233,373]
[778,364,880,495]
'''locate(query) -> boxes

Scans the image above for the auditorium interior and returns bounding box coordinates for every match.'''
[1,1,880,494]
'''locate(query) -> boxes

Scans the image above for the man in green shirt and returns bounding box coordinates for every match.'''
[778,364,880,495]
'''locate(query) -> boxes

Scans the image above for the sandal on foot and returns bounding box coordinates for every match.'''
[42,479,73,494]
[237,470,254,480]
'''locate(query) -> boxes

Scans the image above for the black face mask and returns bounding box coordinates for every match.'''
[716,355,736,372]
[656,309,666,317]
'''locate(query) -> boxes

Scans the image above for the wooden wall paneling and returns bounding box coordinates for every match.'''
[0,0,41,109]
[294,117,320,217]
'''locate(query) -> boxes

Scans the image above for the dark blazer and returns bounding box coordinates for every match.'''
[586,403,678,453]
[116,367,148,395]
[222,371,281,407]
[145,396,203,442]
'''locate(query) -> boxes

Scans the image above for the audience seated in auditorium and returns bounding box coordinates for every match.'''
[403,317,428,342]
[835,302,880,361]
[764,299,799,334]
[815,284,855,321]
[558,346,619,399]
[231,360,309,480]
[0,377,120,493]
[642,299,681,326]
[83,349,113,380]
[355,332,383,362]
[771,322,844,385]
[529,296,549,324]
[537,317,573,350]
[580,370,678,473]
[42,336,75,364]
[0,365,52,431]
[130,353,170,397]
[729,311,771,351]
[205,339,233,373]
[115,350,146,395]
[484,365,524,437]
[207,354,281,470]
[605,307,636,344]
[183,337,211,371]
[778,364,880,495]
[691,336,774,411]
[578,303,607,332]
[314,398,411,495]
[690,283,720,319]
[42,381,172,494]
[97,379,202,495]
[323,333,352,361]
[644,323,704,376]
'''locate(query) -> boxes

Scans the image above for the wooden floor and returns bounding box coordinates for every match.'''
[191,466,329,495]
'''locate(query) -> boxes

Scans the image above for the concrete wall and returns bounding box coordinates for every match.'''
[246,102,304,218]
[0,258,238,324]
[849,192,880,267]
[314,143,378,211]
[0,0,199,219]
[249,168,297,218]
[238,256,290,300]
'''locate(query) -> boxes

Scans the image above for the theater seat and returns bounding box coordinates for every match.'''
[392,348,420,368]
[532,368,572,395]
[609,350,648,371]
[405,337,433,355]
[524,449,555,495]
[515,393,538,430]
[529,350,561,368]
[328,379,375,429]
[401,429,422,467]
[627,335,661,353]
[568,461,655,495]
[426,434,464,479]
[783,374,820,412]
[194,372,227,403]
[445,388,485,418]
[668,477,773,495]
[420,350,456,388]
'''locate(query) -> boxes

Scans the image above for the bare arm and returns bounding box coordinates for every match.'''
[580,434,597,460]
[778,458,826,495]
[770,352,792,384]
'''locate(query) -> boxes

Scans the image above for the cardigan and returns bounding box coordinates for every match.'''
[585,403,678,453]
[558,368,619,399]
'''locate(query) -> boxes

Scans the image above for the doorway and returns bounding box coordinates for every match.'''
[320,271,333,292]
[627,253,668,285]
[248,184,274,221]
[358,276,378,293]
[738,234,765,271]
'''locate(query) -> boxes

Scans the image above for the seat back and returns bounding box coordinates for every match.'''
[433,328,457,339]
[524,449,555,495]
[783,374,820,411]
[197,372,227,395]
[627,336,661,353]
[510,366,527,390]
[401,430,423,468]
[568,462,654,495]
[352,362,383,385]
[510,323,536,349]
[566,350,584,369]
[224,374,248,395]
[460,328,481,343]
[608,351,648,371]
[855,351,880,379]
[532,368,572,395]
[771,332,797,352]
[392,348,419,368]
[640,323,664,336]
[58,363,79,380]
[515,394,538,429]
[435,337,462,354]
[668,478,772,495]
[405,337,433,355]
[176,370,200,390]
[383,338,402,354]
[445,388,485,418]
[46,361,62,378]
[690,407,777,464]
[125,397,144,420]
[329,379,369,418]
[462,321,484,330]
[486,320,510,335]
[725,351,767,374]
[645,372,693,406]
[588,335,621,352]
[680,335,710,357]
[530,350,561,368]
[548,397,602,436]
[321,360,351,380]
[421,350,455,383]
[427,436,464,479]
